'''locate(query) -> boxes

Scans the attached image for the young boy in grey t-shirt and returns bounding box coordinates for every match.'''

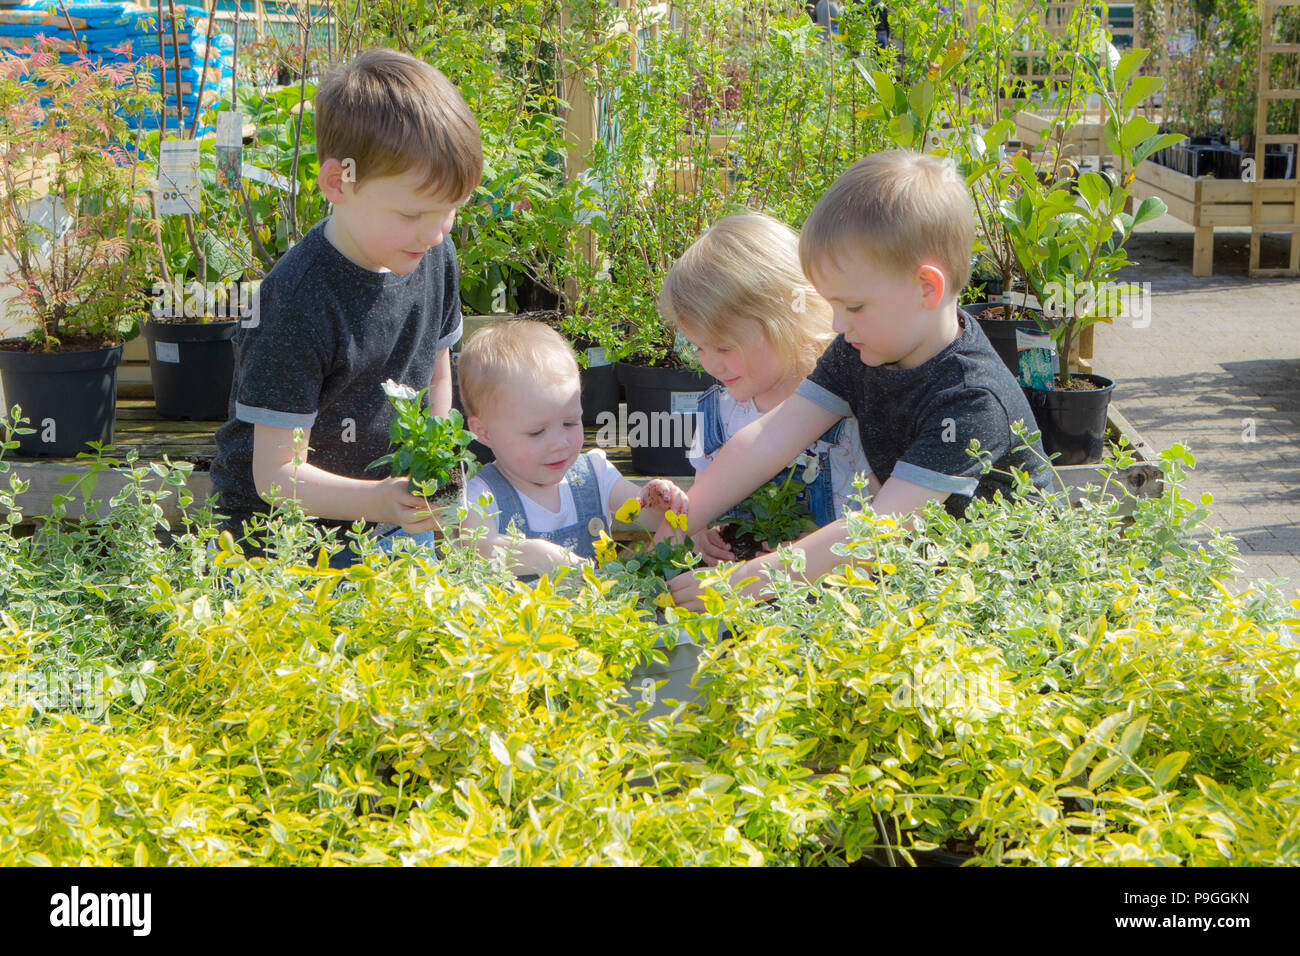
[210,48,482,562]
[667,151,1055,609]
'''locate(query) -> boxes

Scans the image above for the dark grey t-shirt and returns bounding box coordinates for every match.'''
[210,219,462,532]
[796,310,1054,518]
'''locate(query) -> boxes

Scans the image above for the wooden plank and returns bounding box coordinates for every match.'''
[1198,179,1254,203]
[1135,160,1198,203]
[1198,203,1296,227]
[1193,226,1215,277]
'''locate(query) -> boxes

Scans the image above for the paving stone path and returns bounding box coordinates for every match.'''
[1105,218,1300,603]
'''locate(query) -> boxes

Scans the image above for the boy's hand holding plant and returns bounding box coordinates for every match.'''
[367,379,480,530]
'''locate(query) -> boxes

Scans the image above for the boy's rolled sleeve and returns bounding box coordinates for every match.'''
[895,387,1011,499]
[795,378,852,418]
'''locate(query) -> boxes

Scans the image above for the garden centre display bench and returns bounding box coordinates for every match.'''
[1131,159,1300,277]
[6,402,1164,528]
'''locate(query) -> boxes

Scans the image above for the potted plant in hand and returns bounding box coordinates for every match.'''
[996,48,1181,465]
[0,41,157,456]
[366,379,481,531]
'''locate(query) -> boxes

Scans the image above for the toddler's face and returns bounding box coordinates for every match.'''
[810,252,939,370]
[678,321,791,408]
[468,374,584,492]
[327,165,463,274]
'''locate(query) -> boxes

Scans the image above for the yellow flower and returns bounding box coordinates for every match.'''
[614,499,641,524]
[594,531,619,565]
[665,509,688,533]
[653,591,676,609]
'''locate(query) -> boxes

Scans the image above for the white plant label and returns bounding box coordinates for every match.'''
[158,139,200,215]
[154,341,180,364]
[586,346,610,368]
[670,391,702,415]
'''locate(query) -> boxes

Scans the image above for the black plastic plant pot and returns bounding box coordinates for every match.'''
[1022,373,1115,467]
[965,301,1045,378]
[143,319,238,420]
[581,362,619,426]
[0,341,123,456]
[615,362,715,476]
[572,340,620,427]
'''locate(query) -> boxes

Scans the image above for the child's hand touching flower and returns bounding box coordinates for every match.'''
[637,478,689,517]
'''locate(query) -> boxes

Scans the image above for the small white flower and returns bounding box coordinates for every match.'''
[795,453,820,483]
[382,379,419,402]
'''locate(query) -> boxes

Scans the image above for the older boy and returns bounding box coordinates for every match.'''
[210,48,482,562]
[668,151,1055,608]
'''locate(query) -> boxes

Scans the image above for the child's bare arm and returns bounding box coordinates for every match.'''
[251,424,438,530]
[668,475,948,610]
[676,394,839,538]
[427,348,453,418]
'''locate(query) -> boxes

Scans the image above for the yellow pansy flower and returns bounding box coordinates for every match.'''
[614,499,642,524]
[653,591,676,609]
[594,531,619,565]
[665,509,688,533]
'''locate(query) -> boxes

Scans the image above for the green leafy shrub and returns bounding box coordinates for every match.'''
[366,380,479,498]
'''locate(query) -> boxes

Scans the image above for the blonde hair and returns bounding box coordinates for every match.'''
[799,151,974,295]
[315,47,483,200]
[457,320,579,419]
[658,212,834,379]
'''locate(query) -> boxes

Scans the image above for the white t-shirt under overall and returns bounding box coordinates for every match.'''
[465,448,625,535]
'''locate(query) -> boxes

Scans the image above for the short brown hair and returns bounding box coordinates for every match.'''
[659,213,834,379]
[458,320,579,419]
[315,47,482,200]
[800,151,974,296]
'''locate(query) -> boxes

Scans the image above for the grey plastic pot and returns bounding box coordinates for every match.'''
[620,630,706,722]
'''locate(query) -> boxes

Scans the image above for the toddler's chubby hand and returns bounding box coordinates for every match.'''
[638,478,689,516]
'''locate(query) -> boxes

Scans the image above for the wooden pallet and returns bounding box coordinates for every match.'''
[1132,159,1300,276]
[4,401,1164,526]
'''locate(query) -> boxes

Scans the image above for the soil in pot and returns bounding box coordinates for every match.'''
[717,523,765,562]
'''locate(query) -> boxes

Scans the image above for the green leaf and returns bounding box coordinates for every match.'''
[1132,196,1167,228]
[1118,712,1149,759]
[1089,754,1125,789]
[489,731,511,766]
[1120,75,1162,116]
[247,716,268,743]
[1059,742,1097,782]
[1153,752,1190,790]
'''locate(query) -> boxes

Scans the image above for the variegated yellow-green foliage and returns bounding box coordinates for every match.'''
[1,414,1297,865]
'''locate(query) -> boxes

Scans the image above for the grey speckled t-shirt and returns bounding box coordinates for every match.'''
[796,310,1054,518]
[210,219,462,533]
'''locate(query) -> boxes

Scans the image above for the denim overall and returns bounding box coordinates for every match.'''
[475,452,606,560]
[697,385,845,527]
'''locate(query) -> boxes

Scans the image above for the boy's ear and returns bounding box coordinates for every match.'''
[317,158,351,204]
[916,263,948,308]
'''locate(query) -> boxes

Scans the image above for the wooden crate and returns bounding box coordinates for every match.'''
[1016,109,1109,166]
[1132,160,1299,277]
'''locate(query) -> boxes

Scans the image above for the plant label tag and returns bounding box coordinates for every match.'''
[586,346,610,368]
[158,139,200,215]
[1016,329,1056,390]
[154,341,180,364]
[242,163,296,195]
[670,391,702,415]
[215,111,242,189]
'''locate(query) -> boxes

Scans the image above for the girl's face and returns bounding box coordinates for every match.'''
[679,320,798,412]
